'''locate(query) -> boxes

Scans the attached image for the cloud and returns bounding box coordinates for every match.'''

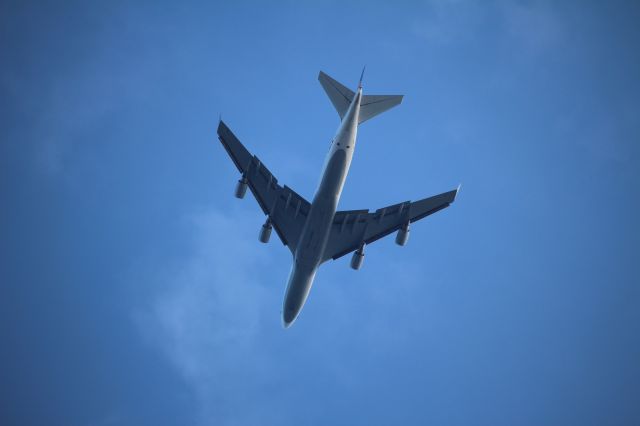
[33,74,122,175]
[1,5,170,177]
[410,0,563,53]
[133,207,289,425]
[500,1,562,52]
[410,0,484,45]
[132,204,435,425]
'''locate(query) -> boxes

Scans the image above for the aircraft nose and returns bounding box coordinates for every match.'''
[282,306,297,328]
[281,263,317,328]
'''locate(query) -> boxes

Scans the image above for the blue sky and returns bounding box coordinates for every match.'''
[1,1,638,425]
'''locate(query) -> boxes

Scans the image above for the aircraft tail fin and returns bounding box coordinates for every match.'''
[319,70,403,124]
[318,71,354,119]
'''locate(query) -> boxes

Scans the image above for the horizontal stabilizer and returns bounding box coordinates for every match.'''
[318,71,354,119]
[359,94,403,124]
[319,70,403,124]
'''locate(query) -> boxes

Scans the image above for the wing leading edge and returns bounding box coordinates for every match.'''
[322,189,459,262]
[217,121,310,254]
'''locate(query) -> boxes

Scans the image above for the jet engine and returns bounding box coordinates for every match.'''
[395,222,410,246]
[235,176,248,199]
[259,218,272,243]
[350,245,365,270]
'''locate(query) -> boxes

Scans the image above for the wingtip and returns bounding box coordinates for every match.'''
[216,117,228,135]
[454,183,462,200]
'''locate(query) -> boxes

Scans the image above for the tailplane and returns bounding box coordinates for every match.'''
[318,71,403,124]
[318,71,354,119]
[358,94,403,124]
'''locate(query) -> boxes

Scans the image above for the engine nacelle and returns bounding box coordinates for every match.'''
[395,223,410,246]
[259,219,272,243]
[350,245,365,270]
[235,177,248,199]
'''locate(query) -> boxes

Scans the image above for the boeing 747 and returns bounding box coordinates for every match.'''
[217,70,459,327]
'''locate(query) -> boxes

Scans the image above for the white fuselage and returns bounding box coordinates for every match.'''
[281,88,362,327]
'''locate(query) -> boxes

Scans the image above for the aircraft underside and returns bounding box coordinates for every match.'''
[217,70,459,327]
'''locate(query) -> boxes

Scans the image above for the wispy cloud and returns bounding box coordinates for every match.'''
[500,1,562,52]
[133,207,288,425]
[410,0,484,45]
[1,7,167,177]
[132,205,433,425]
[411,0,563,53]
[33,72,122,175]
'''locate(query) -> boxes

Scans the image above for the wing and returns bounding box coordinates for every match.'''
[322,189,459,262]
[217,120,310,253]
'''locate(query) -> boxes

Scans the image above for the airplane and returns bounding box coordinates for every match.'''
[217,70,459,328]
